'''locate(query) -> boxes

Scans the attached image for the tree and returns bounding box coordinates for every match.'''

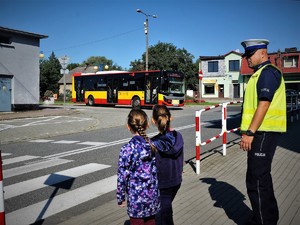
[130,42,199,90]
[82,56,123,71]
[67,63,80,71]
[40,52,62,98]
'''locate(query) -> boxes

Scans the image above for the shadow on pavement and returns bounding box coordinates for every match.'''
[200,177,252,225]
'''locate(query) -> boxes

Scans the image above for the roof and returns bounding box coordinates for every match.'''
[224,50,242,57]
[58,66,106,84]
[0,26,48,39]
[199,50,242,61]
[199,55,224,60]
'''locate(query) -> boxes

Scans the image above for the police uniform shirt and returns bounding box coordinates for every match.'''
[253,60,282,102]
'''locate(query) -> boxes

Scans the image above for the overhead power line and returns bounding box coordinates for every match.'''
[43,27,143,54]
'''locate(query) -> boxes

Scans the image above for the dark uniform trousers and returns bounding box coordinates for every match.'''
[246,132,281,225]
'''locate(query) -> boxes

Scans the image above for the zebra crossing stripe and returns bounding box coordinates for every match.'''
[6,175,117,225]
[0,153,11,157]
[2,155,40,165]
[4,163,111,199]
[3,158,73,178]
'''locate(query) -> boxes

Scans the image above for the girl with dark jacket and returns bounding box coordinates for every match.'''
[151,105,184,225]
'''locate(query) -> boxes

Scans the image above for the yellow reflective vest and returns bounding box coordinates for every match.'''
[241,64,286,132]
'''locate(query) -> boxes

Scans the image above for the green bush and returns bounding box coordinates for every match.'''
[58,90,72,102]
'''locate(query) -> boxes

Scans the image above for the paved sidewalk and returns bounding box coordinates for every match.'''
[57,119,300,225]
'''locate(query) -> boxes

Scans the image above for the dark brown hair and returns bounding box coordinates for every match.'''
[152,105,171,135]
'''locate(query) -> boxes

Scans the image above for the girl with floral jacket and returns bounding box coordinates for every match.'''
[117,109,160,225]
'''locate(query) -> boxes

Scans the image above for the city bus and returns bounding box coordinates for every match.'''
[71,70,185,108]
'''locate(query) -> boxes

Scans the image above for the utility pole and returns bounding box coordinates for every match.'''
[137,9,157,71]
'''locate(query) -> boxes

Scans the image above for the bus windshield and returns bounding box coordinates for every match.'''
[168,77,185,94]
[161,72,185,95]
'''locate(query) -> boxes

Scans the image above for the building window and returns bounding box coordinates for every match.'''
[208,61,219,72]
[283,56,298,68]
[229,60,240,71]
[204,84,215,94]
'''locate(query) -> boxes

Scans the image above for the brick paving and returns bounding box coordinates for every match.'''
[57,119,300,225]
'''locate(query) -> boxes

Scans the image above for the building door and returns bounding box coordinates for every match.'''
[218,84,224,98]
[0,77,12,112]
[233,84,240,98]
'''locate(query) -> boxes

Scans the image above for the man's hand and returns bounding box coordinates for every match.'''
[240,135,254,151]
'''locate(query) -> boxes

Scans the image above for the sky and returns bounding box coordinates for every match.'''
[1,0,300,69]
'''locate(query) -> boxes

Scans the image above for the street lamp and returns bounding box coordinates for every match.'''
[93,66,98,73]
[137,9,157,71]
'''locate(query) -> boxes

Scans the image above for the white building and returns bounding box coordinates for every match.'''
[199,51,243,99]
[0,26,47,111]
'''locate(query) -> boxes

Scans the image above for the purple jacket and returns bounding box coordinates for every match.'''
[151,130,184,189]
[117,135,160,218]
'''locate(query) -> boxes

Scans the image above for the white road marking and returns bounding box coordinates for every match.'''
[3,158,73,178]
[0,116,93,130]
[29,139,54,143]
[3,155,40,165]
[1,153,12,157]
[78,141,107,146]
[52,140,80,144]
[4,163,111,199]
[6,175,117,225]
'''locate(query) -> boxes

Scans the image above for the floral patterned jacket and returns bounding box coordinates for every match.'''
[117,135,160,218]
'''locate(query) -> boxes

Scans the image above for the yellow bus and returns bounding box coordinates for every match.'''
[72,70,185,108]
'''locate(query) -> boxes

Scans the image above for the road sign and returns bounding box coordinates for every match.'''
[58,56,70,69]
[60,69,69,75]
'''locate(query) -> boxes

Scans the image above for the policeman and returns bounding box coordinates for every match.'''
[240,39,286,225]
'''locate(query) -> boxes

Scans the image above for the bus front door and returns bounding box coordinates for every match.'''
[145,76,158,105]
[107,78,118,103]
[75,78,84,102]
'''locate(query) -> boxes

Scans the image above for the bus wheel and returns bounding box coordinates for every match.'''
[132,97,141,109]
[88,96,94,106]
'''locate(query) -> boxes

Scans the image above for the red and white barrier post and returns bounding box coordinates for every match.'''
[0,151,5,225]
[195,111,201,174]
[222,103,228,156]
[195,101,243,174]
[195,104,222,174]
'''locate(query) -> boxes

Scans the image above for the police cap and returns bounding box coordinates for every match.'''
[241,39,269,57]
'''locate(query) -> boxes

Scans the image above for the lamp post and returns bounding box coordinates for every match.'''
[137,9,157,71]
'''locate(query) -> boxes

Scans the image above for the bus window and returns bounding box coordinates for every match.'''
[97,77,106,91]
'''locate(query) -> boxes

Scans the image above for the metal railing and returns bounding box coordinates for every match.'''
[286,93,299,122]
